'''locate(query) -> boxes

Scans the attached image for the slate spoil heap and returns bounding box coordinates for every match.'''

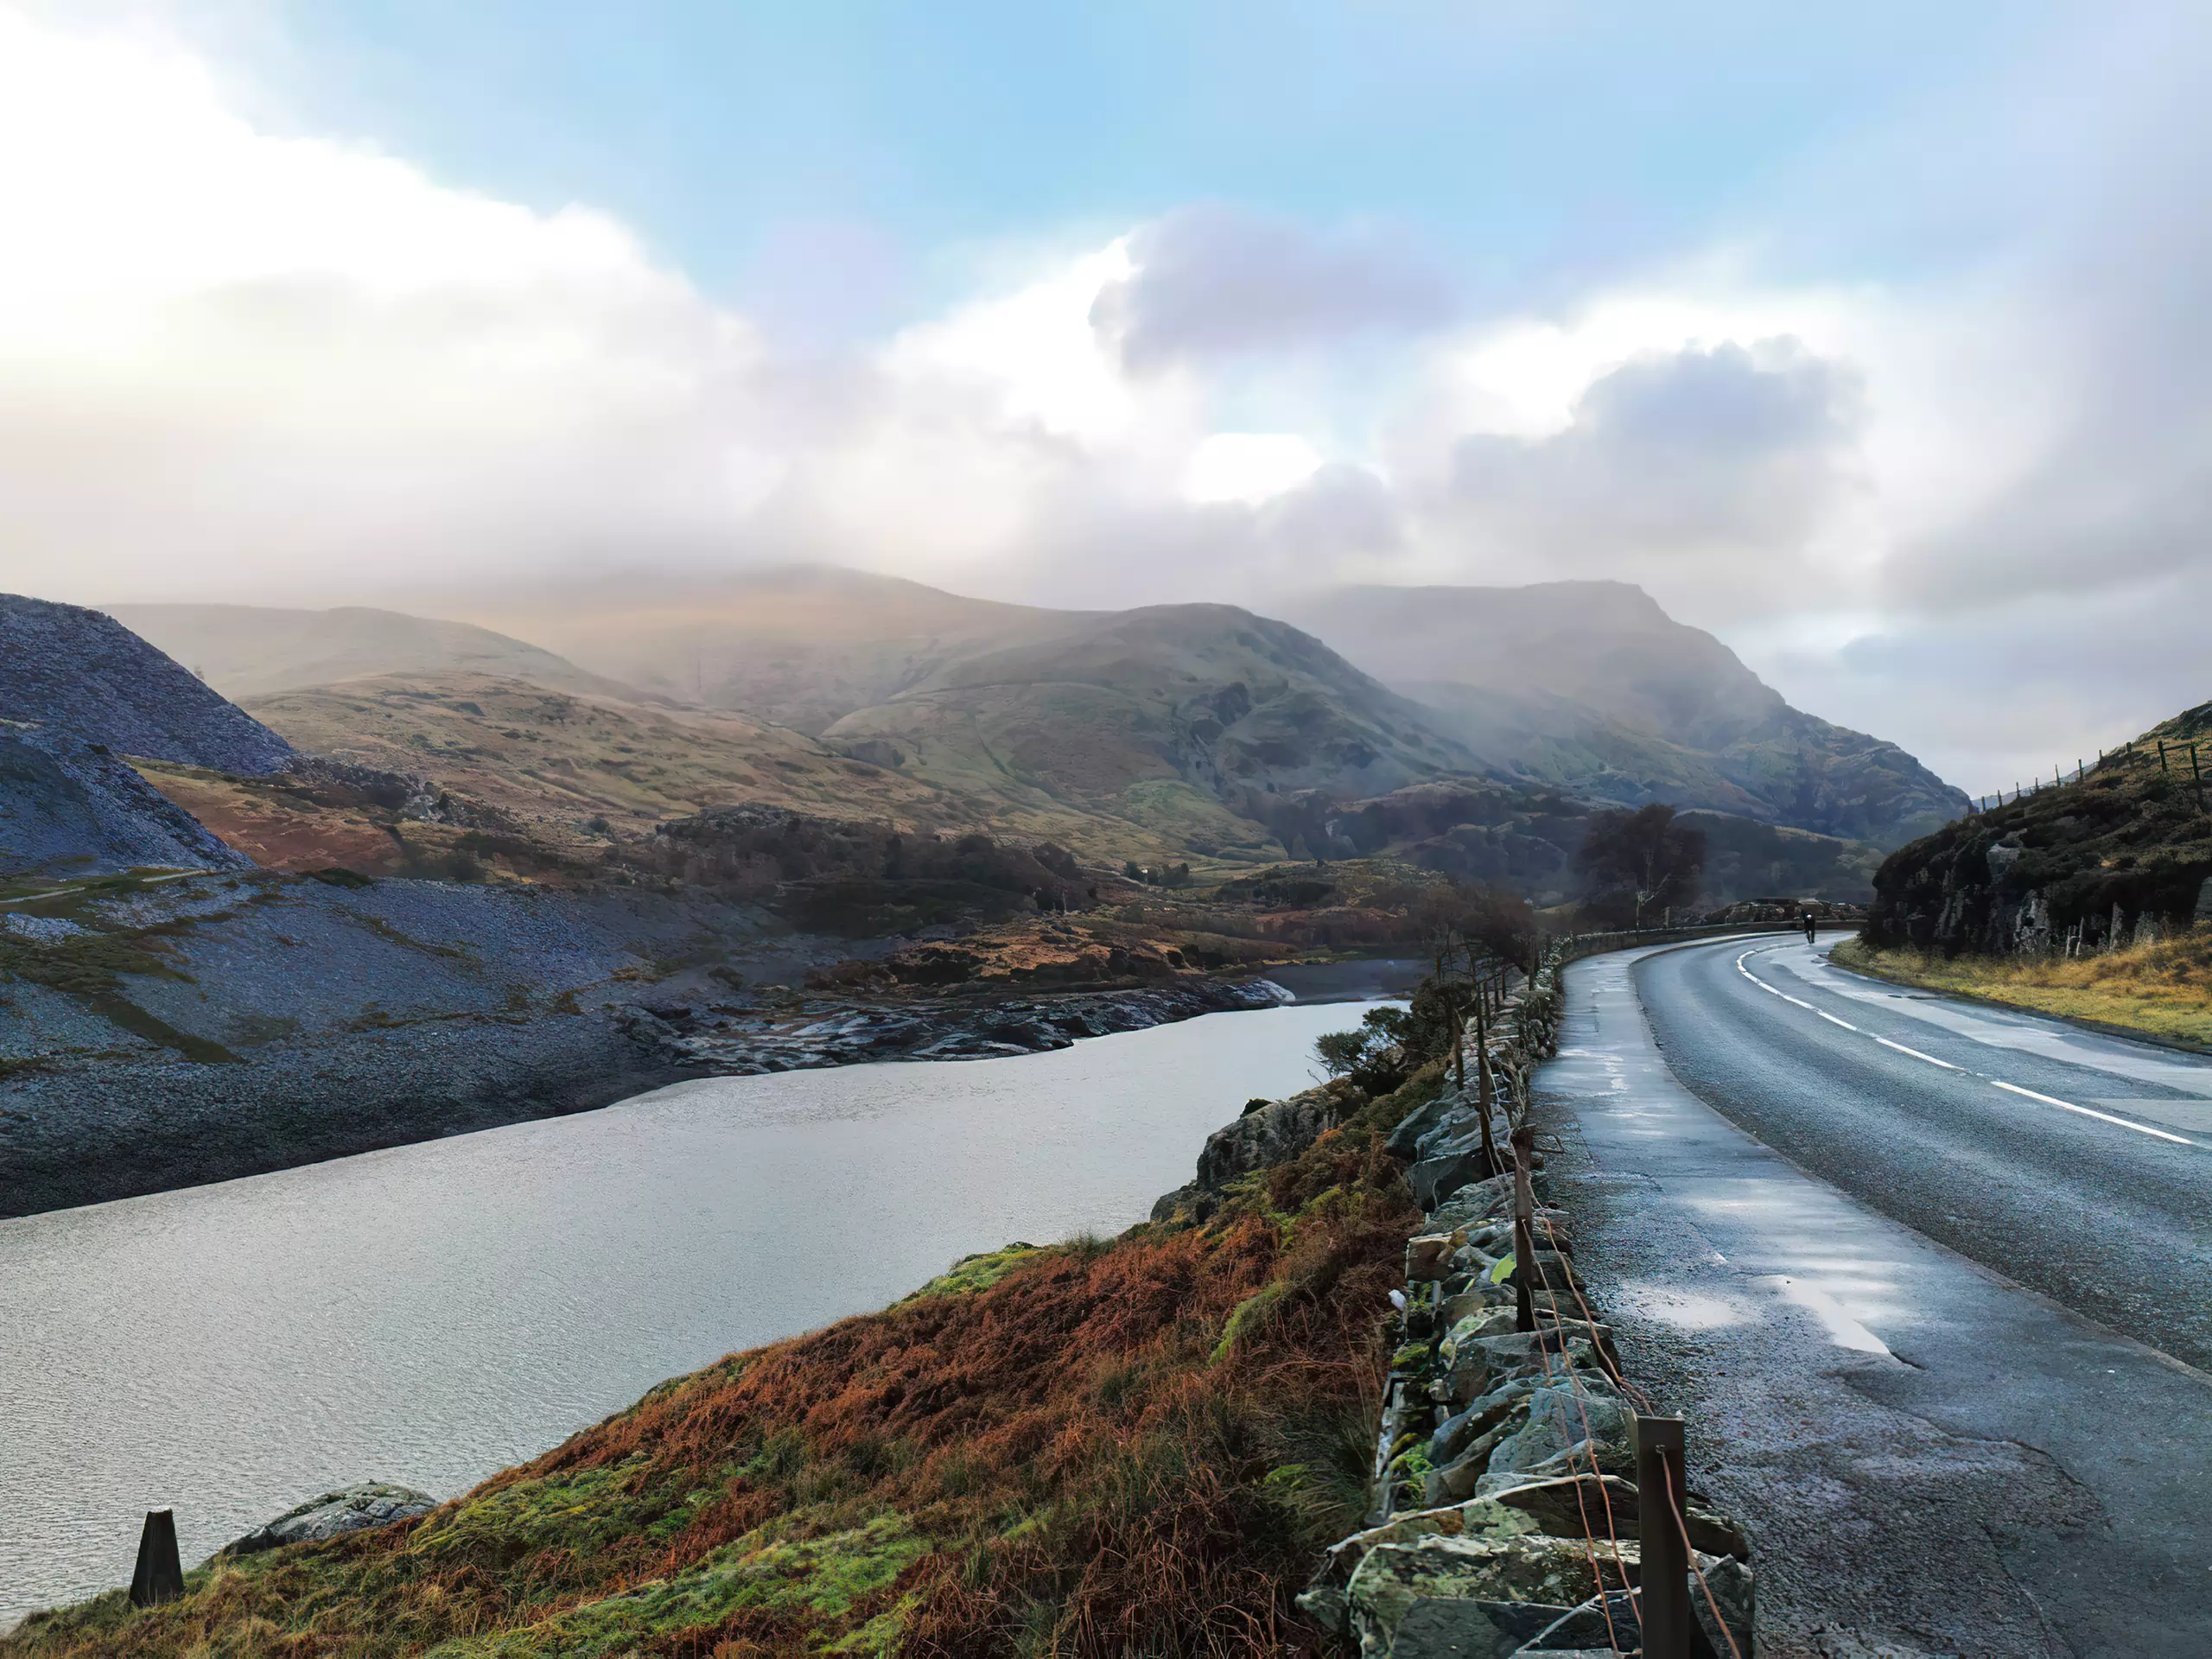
[1300,955,1757,1658]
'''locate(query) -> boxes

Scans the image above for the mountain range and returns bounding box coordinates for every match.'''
[120,568,1963,854]
[46,569,1971,907]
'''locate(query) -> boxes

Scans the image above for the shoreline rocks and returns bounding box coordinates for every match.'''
[217,1484,436,1560]
[616,976,1293,1075]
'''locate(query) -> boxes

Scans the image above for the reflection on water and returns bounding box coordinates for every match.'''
[0,1001,1363,1624]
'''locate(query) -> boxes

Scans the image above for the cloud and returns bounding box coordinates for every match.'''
[4,5,2211,793]
[1089,207,1459,369]
[0,10,797,597]
[1183,432,1324,505]
[1435,339,1866,596]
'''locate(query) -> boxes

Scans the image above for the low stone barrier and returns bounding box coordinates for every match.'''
[1299,948,1757,1659]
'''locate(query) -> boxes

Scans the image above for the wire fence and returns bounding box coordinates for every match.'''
[1968,733,2209,813]
[1468,947,1752,1658]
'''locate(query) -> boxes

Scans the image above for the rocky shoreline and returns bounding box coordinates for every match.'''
[614,976,1292,1073]
[0,860,1325,1216]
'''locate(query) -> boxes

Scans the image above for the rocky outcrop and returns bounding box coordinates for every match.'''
[624,977,1293,1076]
[1150,1078,1351,1222]
[1864,734,2212,957]
[0,595,296,876]
[218,1484,436,1559]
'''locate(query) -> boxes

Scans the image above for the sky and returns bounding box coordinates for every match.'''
[1,1,2207,795]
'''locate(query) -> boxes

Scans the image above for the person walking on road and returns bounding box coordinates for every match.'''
[1802,909,1818,945]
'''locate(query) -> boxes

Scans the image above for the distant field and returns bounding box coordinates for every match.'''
[1834,933,2212,1047]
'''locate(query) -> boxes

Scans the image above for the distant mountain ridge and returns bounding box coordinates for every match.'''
[48,570,1963,881]
[106,603,636,703]
[819,602,1478,847]
[454,568,1078,731]
[1276,580,1967,849]
[425,567,1965,852]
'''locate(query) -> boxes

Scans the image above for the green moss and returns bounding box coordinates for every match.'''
[0,929,185,999]
[1211,1280,1293,1363]
[423,1511,925,1659]
[898,1242,1041,1303]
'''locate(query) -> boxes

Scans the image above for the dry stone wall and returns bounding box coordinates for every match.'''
[1299,950,1757,1659]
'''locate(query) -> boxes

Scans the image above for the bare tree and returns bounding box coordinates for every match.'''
[1575,804,1706,927]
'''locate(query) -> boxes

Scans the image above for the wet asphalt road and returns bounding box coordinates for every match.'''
[1540,936,2212,1658]
[1641,936,2212,1372]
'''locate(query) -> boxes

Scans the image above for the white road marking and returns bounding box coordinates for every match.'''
[1988,1079,2199,1146]
[1877,1036,1961,1071]
[1732,944,2202,1149]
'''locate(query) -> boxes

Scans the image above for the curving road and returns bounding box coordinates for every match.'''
[1539,934,2212,1658]
[1642,936,2212,1371]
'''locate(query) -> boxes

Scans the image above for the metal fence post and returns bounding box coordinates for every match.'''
[1635,1417,1691,1659]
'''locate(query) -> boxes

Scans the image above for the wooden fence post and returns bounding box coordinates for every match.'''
[1510,1118,1536,1334]
[1635,1418,1691,1659]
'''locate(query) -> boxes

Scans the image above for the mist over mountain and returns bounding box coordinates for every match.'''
[107,604,636,703]
[1277,580,1969,849]
[451,569,1078,734]
[431,567,1964,850]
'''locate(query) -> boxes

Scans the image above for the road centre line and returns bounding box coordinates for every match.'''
[1731,946,2202,1149]
[1989,1079,2198,1146]
[1877,1036,1961,1070]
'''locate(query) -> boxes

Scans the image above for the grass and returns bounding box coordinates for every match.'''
[4,1067,1437,1659]
[1834,931,2212,1046]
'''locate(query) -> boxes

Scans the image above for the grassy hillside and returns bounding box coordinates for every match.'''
[1285,581,1968,848]
[823,605,1478,849]
[105,605,635,702]
[5,1067,1432,1658]
[448,568,1081,733]
[1862,702,2212,957]
[1849,701,2212,1039]
[147,669,1396,880]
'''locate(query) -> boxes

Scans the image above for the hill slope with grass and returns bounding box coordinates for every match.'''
[450,567,1082,733]
[105,604,639,703]
[1847,701,2212,1043]
[820,604,1479,858]
[1282,580,1968,849]
[184,668,1346,874]
[1861,702,2212,955]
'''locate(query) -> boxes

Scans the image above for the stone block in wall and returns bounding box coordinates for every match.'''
[1344,1534,1626,1656]
[1407,1231,1465,1281]
[1411,1149,1500,1211]
[1387,1088,1469,1160]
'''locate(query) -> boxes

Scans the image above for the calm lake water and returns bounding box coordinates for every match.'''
[0,999,1370,1624]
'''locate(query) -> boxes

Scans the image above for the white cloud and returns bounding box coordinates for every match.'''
[3,3,2209,793]
[1182,432,1324,505]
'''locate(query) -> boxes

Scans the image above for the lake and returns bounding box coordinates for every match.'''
[0,997,1375,1624]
